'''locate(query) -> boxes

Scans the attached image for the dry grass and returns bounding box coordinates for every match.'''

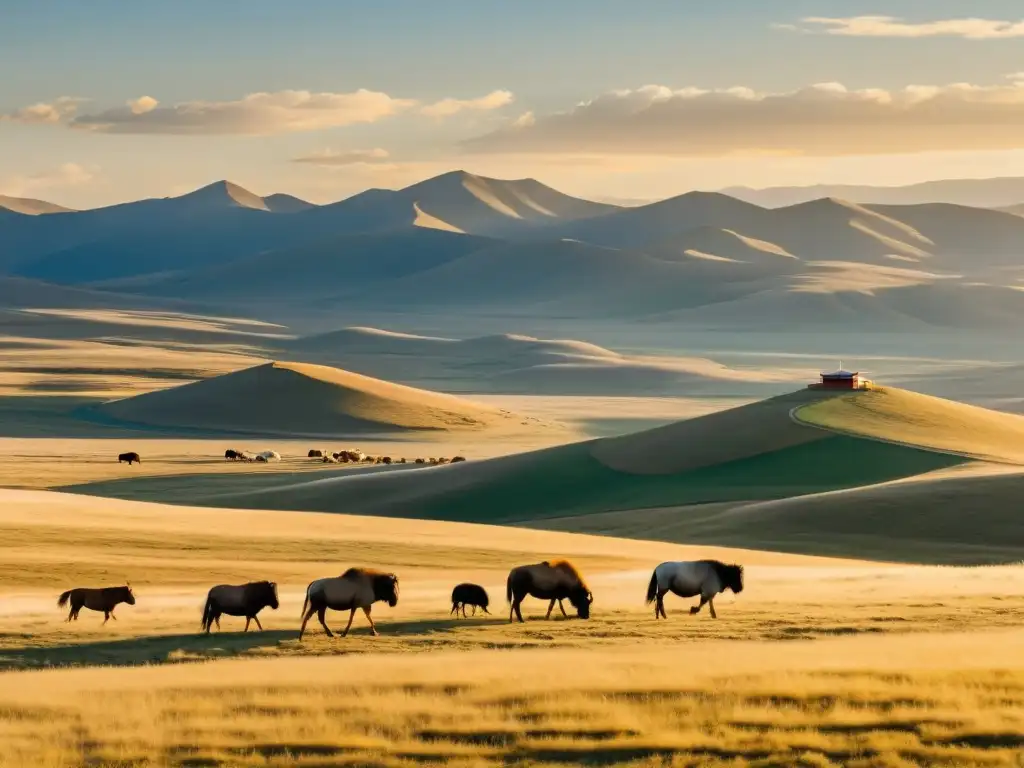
[2,632,1024,767]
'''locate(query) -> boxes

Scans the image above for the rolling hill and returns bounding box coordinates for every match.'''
[95,360,556,437]
[0,195,73,215]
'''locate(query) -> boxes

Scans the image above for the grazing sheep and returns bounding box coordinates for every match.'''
[308,449,323,458]
[451,456,467,463]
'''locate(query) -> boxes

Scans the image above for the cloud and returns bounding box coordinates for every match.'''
[0,97,84,124]
[0,162,97,196]
[68,90,418,135]
[462,80,1024,157]
[291,147,391,166]
[420,89,514,118]
[784,16,1024,39]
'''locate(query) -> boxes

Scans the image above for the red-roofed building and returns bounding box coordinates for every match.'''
[810,365,872,390]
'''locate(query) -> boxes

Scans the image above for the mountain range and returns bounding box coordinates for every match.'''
[5,171,1024,331]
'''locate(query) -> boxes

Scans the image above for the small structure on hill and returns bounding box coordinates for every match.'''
[809,362,872,390]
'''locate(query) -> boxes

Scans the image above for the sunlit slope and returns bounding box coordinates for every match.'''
[80,389,992,525]
[97,361,550,437]
[794,386,1024,464]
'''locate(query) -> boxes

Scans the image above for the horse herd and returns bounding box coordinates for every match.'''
[56,559,745,638]
[118,449,468,466]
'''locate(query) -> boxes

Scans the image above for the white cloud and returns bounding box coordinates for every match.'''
[462,80,1024,157]
[0,163,97,197]
[785,15,1024,39]
[0,97,84,124]
[69,89,418,135]
[292,147,391,166]
[420,90,514,118]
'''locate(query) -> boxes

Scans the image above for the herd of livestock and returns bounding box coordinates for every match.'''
[56,559,745,638]
[117,449,468,466]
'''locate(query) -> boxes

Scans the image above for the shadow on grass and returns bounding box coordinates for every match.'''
[0,629,296,671]
[306,616,508,638]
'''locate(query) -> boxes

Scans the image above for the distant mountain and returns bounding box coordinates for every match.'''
[721,176,1024,209]
[0,195,73,215]
[263,193,316,213]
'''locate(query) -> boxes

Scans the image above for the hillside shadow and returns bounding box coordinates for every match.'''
[0,630,295,671]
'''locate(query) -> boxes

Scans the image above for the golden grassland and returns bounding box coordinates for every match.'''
[2,490,1024,766]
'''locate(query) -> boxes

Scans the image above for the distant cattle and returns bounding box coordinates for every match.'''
[507,560,593,623]
[308,449,323,458]
[451,456,467,463]
[451,583,490,618]
[118,452,141,465]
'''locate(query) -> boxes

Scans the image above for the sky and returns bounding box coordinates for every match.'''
[4,0,1024,208]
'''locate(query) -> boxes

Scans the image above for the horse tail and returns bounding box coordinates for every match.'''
[200,594,214,631]
[506,571,514,604]
[57,589,72,608]
[300,585,310,620]
[645,569,659,605]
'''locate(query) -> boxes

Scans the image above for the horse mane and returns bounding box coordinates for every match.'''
[545,559,589,592]
[706,560,743,587]
[341,567,396,582]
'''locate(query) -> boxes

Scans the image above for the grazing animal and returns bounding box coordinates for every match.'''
[506,560,593,623]
[451,456,466,463]
[257,450,280,462]
[117,452,141,465]
[645,560,744,619]
[398,458,407,464]
[299,568,400,640]
[308,449,323,458]
[415,458,426,464]
[201,581,279,633]
[437,457,450,465]
[58,583,136,624]
[450,583,490,617]
[255,455,268,463]
[224,449,239,460]
[382,456,393,465]
[428,457,438,465]
[322,455,339,464]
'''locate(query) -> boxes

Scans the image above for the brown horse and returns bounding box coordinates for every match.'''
[58,583,136,624]
[299,568,399,640]
[118,452,141,465]
[506,560,593,623]
[200,581,279,633]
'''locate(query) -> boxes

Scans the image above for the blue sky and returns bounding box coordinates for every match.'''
[4,0,1024,207]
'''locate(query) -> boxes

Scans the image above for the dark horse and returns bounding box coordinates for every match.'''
[58,583,136,624]
[118,452,141,465]
[506,560,593,623]
[450,583,490,617]
[299,568,399,640]
[201,581,279,633]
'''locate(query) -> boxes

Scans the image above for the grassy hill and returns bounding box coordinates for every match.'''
[96,361,556,437]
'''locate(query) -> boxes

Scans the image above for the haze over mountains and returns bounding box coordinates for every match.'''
[6,170,1024,333]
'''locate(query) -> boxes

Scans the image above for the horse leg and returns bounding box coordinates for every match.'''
[318,607,335,638]
[472,605,477,617]
[298,606,316,640]
[215,615,221,630]
[451,602,458,616]
[244,617,251,632]
[252,615,263,631]
[545,599,555,619]
[708,597,717,619]
[558,599,568,618]
[462,604,467,618]
[655,591,666,619]
[690,596,709,615]
[102,611,110,625]
[362,606,378,637]
[513,598,525,624]
[340,608,356,637]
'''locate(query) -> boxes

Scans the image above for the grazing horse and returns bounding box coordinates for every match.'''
[646,560,744,619]
[450,583,490,617]
[118,452,141,465]
[58,583,136,624]
[299,568,399,640]
[200,581,279,634]
[506,560,593,623]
